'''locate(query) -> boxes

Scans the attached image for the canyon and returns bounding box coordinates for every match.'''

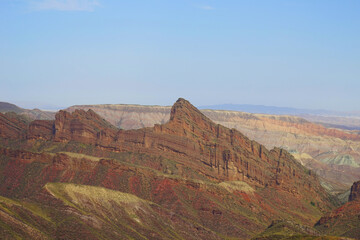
[315,180,360,239]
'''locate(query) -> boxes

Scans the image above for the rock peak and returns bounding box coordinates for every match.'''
[165,98,217,137]
[349,180,360,202]
[170,98,211,123]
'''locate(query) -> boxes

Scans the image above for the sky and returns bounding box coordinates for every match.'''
[1,0,359,111]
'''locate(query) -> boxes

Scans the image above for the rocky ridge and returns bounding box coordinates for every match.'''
[26,99,324,190]
[66,103,360,190]
[0,98,338,239]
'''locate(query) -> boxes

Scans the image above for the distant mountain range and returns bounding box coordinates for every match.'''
[0,102,55,120]
[200,104,360,130]
[200,104,360,118]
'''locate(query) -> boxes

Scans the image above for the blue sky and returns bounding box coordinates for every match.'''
[1,0,359,110]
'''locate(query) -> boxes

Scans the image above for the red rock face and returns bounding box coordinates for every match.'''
[22,99,326,199]
[0,112,28,139]
[0,98,339,239]
[28,120,54,140]
[0,99,326,198]
[349,181,360,202]
[65,102,360,192]
[53,109,117,144]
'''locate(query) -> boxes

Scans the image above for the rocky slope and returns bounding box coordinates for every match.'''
[3,101,359,193]
[26,99,331,190]
[0,112,29,139]
[251,220,341,240]
[66,103,360,192]
[0,98,339,239]
[315,181,360,239]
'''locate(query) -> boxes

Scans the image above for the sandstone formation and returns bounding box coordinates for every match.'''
[349,180,360,202]
[3,100,359,190]
[0,112,29,139]
[0,98,337,239]
[25,99,324,190]
[53,109,117,143]
[66,103,360,190]
[28,120,54,140]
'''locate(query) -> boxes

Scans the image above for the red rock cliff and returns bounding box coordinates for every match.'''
[0,112,28,139]
[14,98,329,204]
[349,180,360,202]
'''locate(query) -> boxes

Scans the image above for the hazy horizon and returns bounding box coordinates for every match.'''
[2,99,360,115]
[1,0,359,111]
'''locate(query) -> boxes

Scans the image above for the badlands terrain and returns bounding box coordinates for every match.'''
[64,102,360,198]
[0,99,359,239]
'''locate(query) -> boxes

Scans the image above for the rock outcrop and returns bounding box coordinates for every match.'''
[0,98,338,239]
[65,102,360,189]
[349,180,360,202]
[53,109,117,144]
[28,120,54,140]
[0,112,29,139]
[3,100,360,190]
[12,99,328,198]
[65,103,360,141]
[315,181,360,239]
[0,100,354,196]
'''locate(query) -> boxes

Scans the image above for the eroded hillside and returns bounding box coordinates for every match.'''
[66,103,360,193]
[0,98,339,239]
